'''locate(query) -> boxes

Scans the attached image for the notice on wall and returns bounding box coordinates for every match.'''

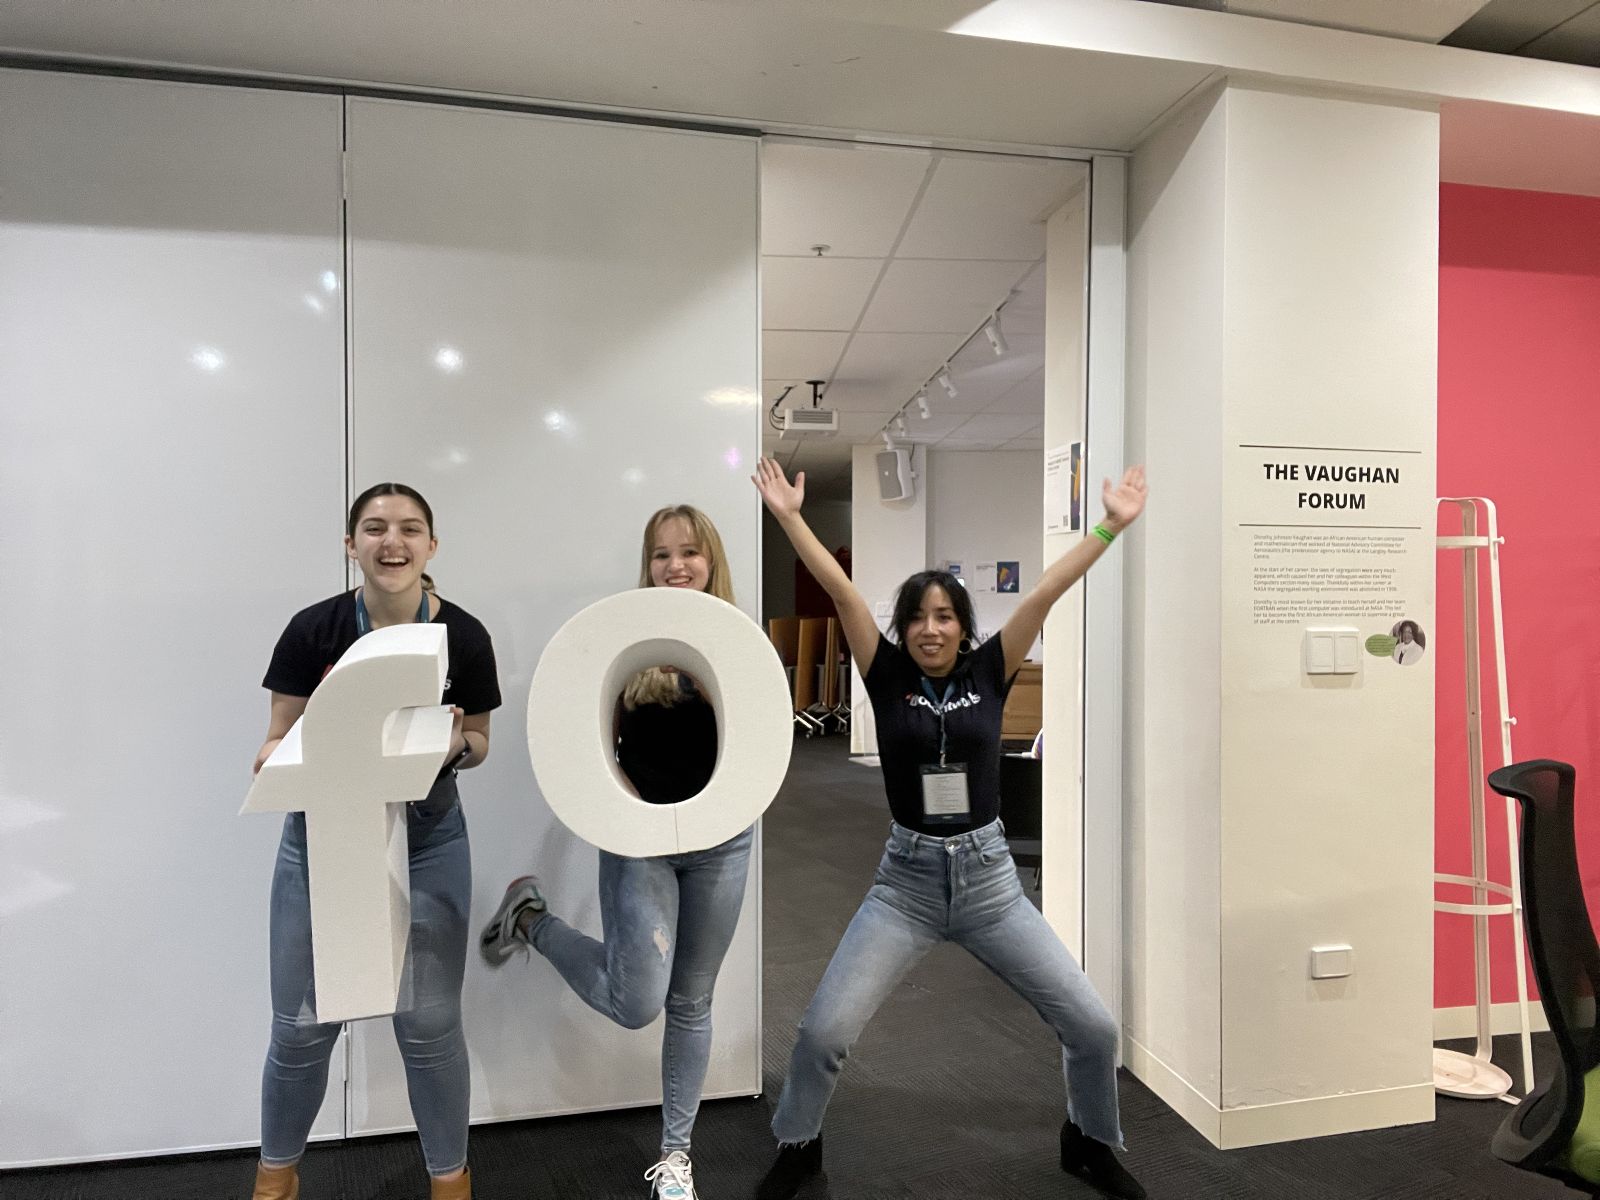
[1044,442,1082,534]
[1236,442,1422,627]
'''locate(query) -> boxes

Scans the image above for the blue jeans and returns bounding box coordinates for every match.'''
[260,777,472,1176]
[532,825,754,1151]
[771,819,1124,1149]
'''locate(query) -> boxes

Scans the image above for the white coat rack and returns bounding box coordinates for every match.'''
[1433,497,1534,1101]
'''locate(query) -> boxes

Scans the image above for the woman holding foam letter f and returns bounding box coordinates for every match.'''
[751,456,1148,1200]
[250,483,501,1200]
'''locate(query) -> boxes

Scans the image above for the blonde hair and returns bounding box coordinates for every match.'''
[622,505,735,710]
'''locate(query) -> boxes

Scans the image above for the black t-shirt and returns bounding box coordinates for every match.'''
[865,631,1014,835]
[616,676,718,805]
[262,590,502,715]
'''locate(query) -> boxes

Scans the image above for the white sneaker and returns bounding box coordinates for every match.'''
[644,1150,698,1200]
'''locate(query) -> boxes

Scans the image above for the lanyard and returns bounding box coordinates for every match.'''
[920,676,957,767]
[354,588,430,637]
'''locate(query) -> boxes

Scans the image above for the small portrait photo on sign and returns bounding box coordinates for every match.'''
[1391,619,1426,665]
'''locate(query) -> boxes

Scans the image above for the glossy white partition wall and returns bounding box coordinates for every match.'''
[0,70,347,1165]
[343,97,762,1131]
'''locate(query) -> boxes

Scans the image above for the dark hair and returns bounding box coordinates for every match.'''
[347,482,438,593]
[1394,619,1424,648]
[889,570,977,650]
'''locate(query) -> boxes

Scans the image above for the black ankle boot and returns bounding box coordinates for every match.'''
[753,1136,822,1200]
[1060,1120,1145,1200]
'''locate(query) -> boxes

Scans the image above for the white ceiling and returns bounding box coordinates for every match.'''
[1443,0,1600,66]
[761,141,1081,497]
[0,0,1215,151]
[1141,0,1600,65]
[1137,0,1495,42]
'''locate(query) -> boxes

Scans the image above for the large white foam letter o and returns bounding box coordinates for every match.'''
[527,588,792,857]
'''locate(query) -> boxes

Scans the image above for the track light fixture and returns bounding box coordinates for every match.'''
[894,412,908,435]
[916,392,930,419]
[984,315,1008,357]
[881,429,895,451]
[937,367,958,400]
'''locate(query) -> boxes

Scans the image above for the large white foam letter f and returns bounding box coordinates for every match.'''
[243,624,453,1023]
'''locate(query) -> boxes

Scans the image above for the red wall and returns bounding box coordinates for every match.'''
[1437,183,1600,1006]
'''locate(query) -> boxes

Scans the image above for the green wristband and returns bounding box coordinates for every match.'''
[1092,523,1116,545]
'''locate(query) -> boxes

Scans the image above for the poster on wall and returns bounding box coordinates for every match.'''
[974,562,998,592]
[1236,441,1424,637]
[1044,442,1083,534]
[997,561,1020,593]
[1071,442,1082,530]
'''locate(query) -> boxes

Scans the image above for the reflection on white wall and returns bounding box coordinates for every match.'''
[342,95,762,1132]
[0,68,348,1166]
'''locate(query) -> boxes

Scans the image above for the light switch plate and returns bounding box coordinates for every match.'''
[1310,944,1354,979]
[1303,626,1361,676]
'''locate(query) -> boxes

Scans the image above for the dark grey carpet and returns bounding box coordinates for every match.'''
[6,735,1575,1199]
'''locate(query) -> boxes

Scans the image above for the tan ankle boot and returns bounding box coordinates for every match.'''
[430,1167,471,1199]
[252,1161,299,1200]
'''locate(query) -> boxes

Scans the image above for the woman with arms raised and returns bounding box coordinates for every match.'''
[750,456,1148,1200]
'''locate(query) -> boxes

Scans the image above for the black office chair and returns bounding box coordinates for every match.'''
[1487,759,1600,1195]
[1000,753,1042,889]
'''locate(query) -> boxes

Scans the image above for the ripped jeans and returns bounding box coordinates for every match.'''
[531,826,754,1151]
[771,819,1124,1149]
[260,780,471,1176]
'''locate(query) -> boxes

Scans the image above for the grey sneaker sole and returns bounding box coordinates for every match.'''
[479,875,546,966]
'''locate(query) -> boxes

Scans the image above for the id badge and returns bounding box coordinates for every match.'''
[919,763,970,823]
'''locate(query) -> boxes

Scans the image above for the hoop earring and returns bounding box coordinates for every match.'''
[958,637,974,655]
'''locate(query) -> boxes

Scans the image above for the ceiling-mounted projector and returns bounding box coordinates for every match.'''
[778,378,837,436]
[781,406,838,435]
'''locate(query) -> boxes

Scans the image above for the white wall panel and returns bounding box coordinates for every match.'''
[0,70,347,1165]
[342,97,762,1130]
[924,449,1044,646]
[846,444,928,755]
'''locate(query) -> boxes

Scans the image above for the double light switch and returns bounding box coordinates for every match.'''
[1302,626,1361,676]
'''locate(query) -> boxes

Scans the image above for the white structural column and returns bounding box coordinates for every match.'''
[1082,155,1128,1021]
[1041,179,1090,960]
[1124,82,1439,1148]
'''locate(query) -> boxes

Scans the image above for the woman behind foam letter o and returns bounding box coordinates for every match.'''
[480,504,752,1200]
[250,483,501,1200]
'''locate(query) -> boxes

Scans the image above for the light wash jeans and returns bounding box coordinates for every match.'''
[532,825,754,1151]
[771,819,1124,1149]
[260,776,471,1176]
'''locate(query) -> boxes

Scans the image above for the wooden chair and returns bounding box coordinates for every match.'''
[768,616,823,736]
[795,616,831,735]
